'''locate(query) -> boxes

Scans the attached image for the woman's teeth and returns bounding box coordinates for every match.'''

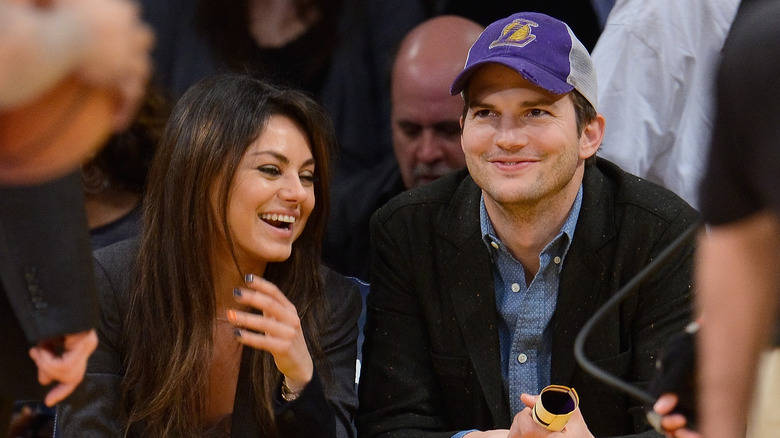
[259,213,295,223]
[259,213,296,229]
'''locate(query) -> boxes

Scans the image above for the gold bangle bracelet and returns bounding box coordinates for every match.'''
[281,377,300,402]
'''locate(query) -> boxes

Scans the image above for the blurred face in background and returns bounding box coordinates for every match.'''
[391,73,466,189]
[390,16,483,189]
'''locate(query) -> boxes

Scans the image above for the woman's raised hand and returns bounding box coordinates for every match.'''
[227,274,314,393]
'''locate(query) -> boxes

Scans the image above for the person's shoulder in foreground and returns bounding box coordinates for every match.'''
[694,2,780,438]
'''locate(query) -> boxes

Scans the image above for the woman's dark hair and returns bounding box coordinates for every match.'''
[121,73,336,436]
[82,84,169,194]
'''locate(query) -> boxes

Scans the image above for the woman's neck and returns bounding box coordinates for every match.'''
[210,251,265,317]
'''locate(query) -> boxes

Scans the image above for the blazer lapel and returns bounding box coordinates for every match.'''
[550,165,616,385]
[439,176,511,427]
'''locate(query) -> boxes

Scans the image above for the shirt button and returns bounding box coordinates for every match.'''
[554,256,562,264]
[511,283,520,293]
[491,241,499,249]
[518,353,528,364]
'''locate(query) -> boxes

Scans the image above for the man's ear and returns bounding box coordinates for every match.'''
[459,115,466,153]
[579,113,605,160]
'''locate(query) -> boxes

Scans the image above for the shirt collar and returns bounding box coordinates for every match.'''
[480,185,583,262]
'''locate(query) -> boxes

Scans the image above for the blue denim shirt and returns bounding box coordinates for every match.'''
[451,187,582,438]
[481,186,582,415]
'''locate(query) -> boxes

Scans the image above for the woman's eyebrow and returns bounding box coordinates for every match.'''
[251,150,315,167]
[251,150,289,164]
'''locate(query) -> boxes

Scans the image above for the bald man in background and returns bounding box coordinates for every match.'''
[325,15,483,283]
[391,15,484,189]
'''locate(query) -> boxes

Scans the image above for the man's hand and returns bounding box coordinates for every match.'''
[464,431,511,437]
[506,393,594,438]
[28,329,98,406]
[654,394,702,438]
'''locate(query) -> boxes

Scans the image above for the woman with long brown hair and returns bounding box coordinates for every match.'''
[59,73,362,437]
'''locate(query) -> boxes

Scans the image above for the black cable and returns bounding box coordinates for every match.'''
[573,220,702,405]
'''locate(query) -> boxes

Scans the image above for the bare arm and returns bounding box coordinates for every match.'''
[697,212,780,438]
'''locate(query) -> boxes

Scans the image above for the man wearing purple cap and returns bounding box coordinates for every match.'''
[357,11,698,438]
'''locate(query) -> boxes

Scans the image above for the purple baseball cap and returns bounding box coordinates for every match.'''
[450,12,598,110]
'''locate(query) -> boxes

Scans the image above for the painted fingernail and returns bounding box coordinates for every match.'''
[244,273,254,283]
[233,288,242,297]
[234,329,242,337]
[226,309,237,322]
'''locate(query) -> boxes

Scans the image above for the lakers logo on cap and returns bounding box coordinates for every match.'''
[489,19,538,49]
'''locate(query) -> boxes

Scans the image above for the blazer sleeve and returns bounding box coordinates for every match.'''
[624,209,698,434]
[356,211,460,438]
[274,267,362,438]
[56,251,128,437]
[569,212,697,438]
[0,171,98,345]
[556,163,699,437]
[595,195,698,437]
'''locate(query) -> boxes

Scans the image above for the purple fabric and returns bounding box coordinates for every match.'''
[449,11,598,113]
[451,12,574,95]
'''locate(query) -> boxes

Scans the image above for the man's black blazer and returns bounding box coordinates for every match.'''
[357,158,699,438]
[0,172,98,399]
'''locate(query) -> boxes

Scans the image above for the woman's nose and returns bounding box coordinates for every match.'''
[278,175,308,202]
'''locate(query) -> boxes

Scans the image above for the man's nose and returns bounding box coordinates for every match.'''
[415,130,444,163]
[494,120,528,150]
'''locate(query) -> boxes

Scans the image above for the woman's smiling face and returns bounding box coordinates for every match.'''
[221,114,316,271]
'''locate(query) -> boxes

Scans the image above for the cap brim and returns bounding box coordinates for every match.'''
[449,57,575,97]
